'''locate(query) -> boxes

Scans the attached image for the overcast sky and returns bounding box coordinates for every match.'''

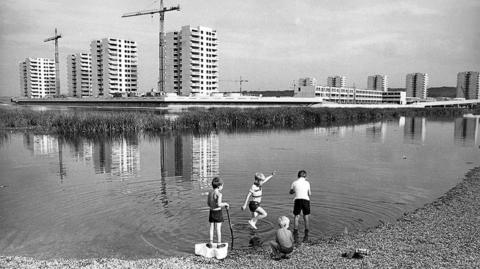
[1,0,479,96]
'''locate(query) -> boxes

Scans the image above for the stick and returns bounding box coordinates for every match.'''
[226,207,234,250]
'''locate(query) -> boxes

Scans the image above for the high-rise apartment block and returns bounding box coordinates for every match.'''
[457,71,479,99]
[367,75,388,92]
[19,58,56,98]
[327,76,346,88]
[298,77,317,87]
[67,53,92,97]
[165,25,218,96]
[90,38,138,97]
[406,73,428,99]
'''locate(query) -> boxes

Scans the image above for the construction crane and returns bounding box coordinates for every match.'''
[221,76,249,93]
[44,28,62,97]
[122,0,180,94]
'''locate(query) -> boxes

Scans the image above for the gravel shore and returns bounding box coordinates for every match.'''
[2,167,480,269]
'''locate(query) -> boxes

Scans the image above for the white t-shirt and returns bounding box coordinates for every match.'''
[290,177,310,201]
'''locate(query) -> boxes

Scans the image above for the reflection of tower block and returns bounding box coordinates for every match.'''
[192,133,220,180]
[195,243,228,259]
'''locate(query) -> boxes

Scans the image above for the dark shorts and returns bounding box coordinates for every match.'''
[209,209,224,223]
[249,201,260,212]
[293,199,310,215]
[280,245,294,254]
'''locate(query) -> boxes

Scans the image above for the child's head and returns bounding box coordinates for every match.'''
[211,177,224,190]
[254,173,265,186]
[298,170,307,178]
[278,216,290,228]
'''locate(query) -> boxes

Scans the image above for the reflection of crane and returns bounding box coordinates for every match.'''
[122,0,180,93]
[221,76,248,93]
[44,28,62,97]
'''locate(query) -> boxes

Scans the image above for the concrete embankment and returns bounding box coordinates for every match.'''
[2,167,480,268]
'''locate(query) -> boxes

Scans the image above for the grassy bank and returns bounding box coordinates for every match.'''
[1,106,477,136]
[2,167,479,268]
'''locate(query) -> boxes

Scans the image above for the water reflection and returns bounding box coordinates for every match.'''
[366,122,386,143]
[159,133,220,181]
[403,117,426,144]
[454,117,479,147]
[92,137,140,179]
[23,134,67,180]
[313,126,348,137]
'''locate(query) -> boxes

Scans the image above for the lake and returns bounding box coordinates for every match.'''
[0,116,478,259]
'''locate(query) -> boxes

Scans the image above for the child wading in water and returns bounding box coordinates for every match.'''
[269,216,294,260]
[207,177,229,248]
[290,170,311,243]
[241,172,275,229]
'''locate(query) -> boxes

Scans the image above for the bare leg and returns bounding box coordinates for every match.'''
[304,214,310,231]
[294,215,300,230]
[253,207,267,224]
[216,223,222,243]
[269,240,281,258]
[208,223,214,247]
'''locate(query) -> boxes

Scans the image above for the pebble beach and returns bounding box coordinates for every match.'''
[1,166,479,269]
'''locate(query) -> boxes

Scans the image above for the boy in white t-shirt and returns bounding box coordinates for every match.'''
[289,170,311,243]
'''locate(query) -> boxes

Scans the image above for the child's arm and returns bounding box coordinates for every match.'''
[241,192,252,210]
[308,182,311,197]
[260,171,275,186]
[217,192,229,209]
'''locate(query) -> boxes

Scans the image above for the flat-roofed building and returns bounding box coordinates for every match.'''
[367,74,388,92]
[165,25,218,96]
[406,73,428,99]
[327,76,346,88]
[19,58,56,98]
[296,85,405,104]
[457,71,479,99]
[90,38,138,97]
[67,53,92,97]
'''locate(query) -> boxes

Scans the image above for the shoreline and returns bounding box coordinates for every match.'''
[1,167,479,268]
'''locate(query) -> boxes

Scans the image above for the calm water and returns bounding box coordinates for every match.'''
[0,116,479,259]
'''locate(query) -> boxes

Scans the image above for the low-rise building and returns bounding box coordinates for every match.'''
[295,85,406,104]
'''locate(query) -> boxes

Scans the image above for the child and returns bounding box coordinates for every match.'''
[269,216,294,260]
[241,172,275,229]
[289,170,311,243]
[207,177,229,248]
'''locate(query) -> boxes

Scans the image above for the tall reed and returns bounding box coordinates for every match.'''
[0,106,477,136]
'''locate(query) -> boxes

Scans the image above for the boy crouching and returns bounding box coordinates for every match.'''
[269,216,294,260]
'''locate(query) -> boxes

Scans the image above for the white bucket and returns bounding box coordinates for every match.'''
[194,243,228,259]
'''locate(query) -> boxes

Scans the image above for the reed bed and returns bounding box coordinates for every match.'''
[0,106,477,136]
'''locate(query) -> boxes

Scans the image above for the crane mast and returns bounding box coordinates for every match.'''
[44,28,62,97]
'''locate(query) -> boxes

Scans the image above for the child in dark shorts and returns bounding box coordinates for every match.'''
[289,170,311,243]
[241,172,275,229]
[269,216,294,260]
[207,177,229,248]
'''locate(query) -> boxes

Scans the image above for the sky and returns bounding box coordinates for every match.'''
[1,0,479,96]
